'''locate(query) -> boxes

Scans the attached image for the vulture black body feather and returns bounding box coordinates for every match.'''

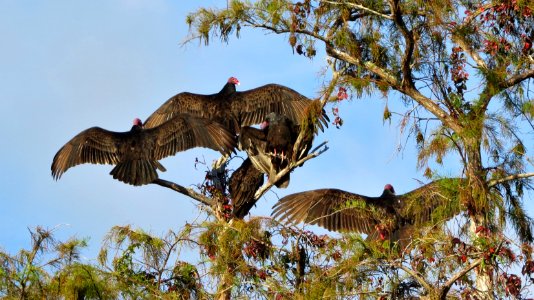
[229,158,264,219]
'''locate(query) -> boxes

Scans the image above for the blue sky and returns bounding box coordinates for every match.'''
[0,0,532,265]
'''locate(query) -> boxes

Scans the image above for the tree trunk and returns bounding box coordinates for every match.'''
[464,135,493,299]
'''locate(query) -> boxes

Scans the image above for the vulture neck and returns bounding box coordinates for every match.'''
[380,189,396,199]
[218,83,236,97]
[130,124,143,132]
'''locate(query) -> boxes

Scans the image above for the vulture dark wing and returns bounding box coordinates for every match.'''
[230,158,264,219]
[272,189,392,234]
[230,84,313,127]
[395,178,463,225]
[51,127,123,180]
[144,92,226,129]
[148,115,236,158]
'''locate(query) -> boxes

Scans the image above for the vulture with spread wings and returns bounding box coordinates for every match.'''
[52,116,235,186]
[143,77,328,133]
[272,179,462,245]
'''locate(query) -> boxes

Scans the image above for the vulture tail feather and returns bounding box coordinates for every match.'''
[110,160,159,186]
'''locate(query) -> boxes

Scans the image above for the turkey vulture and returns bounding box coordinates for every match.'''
[143,77,328,134]
[239,104,324,188]
[229,158,264,219]
[271,178,462,245]
[51,116,236,186]
[239,113,296,188]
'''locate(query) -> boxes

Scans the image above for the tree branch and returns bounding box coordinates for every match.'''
[502,69,534,89]
[390,0,415,89]
[451,35,488,70]
[478,68,534,114]
[393,262,433,293]
[402,86,464,133]
[326,46,399,85]
[322,0,393,20]
[439,258,483,299]
[254,141,329,200]
[246,21,332,45]
[453,3,495,70]
[152,179,213,206]
[488,172,534,188]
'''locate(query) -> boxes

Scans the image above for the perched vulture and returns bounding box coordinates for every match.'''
[143,77,328,134]
[271,178,462,246]
[239,113,295,188]
[229,158,264,219]
[51,116,236,186]
[239,103,325,188]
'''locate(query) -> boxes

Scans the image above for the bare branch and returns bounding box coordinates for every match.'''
[245,21,332,45]
[488,172,534,187]
[152,179,213,206]
[502,69,534,89]
[439,258,484,299]
[402,86,464,133]
[322,0,393,20]
[390,0,415,89]
[254,141,329,200]
[394,262,433,292]
[451,34,488,70]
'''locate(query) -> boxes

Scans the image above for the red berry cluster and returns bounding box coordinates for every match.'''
[450,47,469,94]
[475,225,491,237]
[499,273,522,297]
[337,87,348,100]
[451,237,474,264]
[243,239,270,260]
[331,87,348,128]
[302,230,327,248]
[475,1,533,56]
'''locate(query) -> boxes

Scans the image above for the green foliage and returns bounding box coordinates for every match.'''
[183,0,534,297]
[4,1,533,299]
[2,213,534,298]
[0,227,116,299]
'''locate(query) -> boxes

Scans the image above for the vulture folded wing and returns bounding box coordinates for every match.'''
[396,178,463,225]
[148,115,236,158]
[272,189,391,234]
[51,127,123,180]
[144,93,224,129]
[238,126,272,175]
[230,84,312,127]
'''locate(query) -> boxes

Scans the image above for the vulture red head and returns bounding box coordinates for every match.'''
[228,76,240,85]
[133,118,143,127]
[383,184,395,195]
